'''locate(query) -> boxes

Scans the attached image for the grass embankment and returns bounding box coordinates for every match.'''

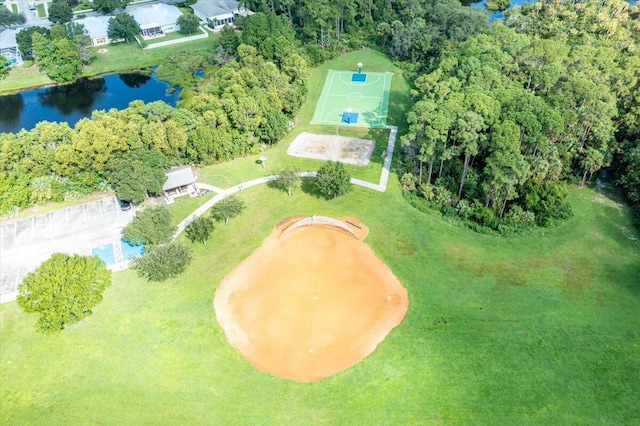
[0,33,218,95]
[1,51,639,424]
[1,180,639,424]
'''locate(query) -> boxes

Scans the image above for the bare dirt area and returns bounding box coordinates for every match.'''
[214,216,408,383]
[287,132,376,166]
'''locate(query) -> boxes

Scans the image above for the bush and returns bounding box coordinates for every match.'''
[134,243,192,282]
[185,215,214,244]
[211,195,245,224]
[315,161,352,199]
[498,205,537,236]
[472,206,498,229]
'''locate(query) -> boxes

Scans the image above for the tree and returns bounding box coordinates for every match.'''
[32,33,83,83]
[133,243,192,282]
[185,215,215,244]
[107,149,169,203]
[108,13,140,44]
[241,12,270,48]
[15,26,49,60]
[486,0,510,12]
[315,161,352,199]
[0,55,9,80]
[211,195,245,224]
[218,24,239,54]
[0,8,26,28]
[177,13,200,35]
[123,206,175,246]
[93,0,129,14]
[274,167,300,196]
[17,253,111,334]
[65,22,95,64]
[48,0,74,24]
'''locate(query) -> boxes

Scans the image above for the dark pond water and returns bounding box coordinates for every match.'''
[470,0,636,21]
[0,72,179,134]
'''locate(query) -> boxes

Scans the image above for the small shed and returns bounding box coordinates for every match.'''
[163,166,197,203]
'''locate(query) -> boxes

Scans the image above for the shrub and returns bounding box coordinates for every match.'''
[498,205,537,236]
[315,161,352,199]
[134,243,192,282]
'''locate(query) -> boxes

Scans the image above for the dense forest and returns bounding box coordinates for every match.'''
[1,0,639,232]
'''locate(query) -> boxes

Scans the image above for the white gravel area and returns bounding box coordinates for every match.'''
[287,132,375,166]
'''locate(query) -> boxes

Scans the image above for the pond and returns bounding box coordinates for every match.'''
[0,71,180,134]
[469,0,636,21]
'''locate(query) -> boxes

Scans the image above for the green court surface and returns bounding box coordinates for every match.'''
[310,70,393,128]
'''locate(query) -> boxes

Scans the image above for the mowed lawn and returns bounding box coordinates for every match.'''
[1,50,640,424]
[1,179,639,424]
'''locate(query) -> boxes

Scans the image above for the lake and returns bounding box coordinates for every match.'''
[0,72,179,134]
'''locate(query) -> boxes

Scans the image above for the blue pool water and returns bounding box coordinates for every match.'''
[92,243,115,265]
[92,240,145,265]
[121,240,145,259]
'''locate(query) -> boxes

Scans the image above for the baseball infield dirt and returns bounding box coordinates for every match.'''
[214,217,408,383]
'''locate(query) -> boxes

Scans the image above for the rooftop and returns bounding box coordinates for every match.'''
[163,165,196,191]
[191,0,240,18]
[129,3,182,27]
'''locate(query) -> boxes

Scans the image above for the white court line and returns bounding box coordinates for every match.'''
[318,71,337,122]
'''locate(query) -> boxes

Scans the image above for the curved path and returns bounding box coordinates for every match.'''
[1,126,398,299]
[173,125,398,238]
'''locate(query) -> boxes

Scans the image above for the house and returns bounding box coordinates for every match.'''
[129,3,182,38]
[0,29,22,66]
[190,0,252,29]
[75,16,113,46]
[162,166,197,204]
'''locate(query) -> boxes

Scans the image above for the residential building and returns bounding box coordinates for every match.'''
[75,15,113,46]
[129,3,183,38]
[190,0,252,29]
[0,29,22,66]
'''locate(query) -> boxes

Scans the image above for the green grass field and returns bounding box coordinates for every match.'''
[36,3,46,18]
[1,50,640,424]
[311,70,392,128]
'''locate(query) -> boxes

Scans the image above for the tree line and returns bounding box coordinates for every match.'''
[244,0,639,229]
[0,37,309,213]
[397,0,640,232]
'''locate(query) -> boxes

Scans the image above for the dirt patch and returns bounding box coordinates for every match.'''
[214,217,408,383]
[287,132,376,166]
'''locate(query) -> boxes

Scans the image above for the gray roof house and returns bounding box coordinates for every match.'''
[129,3,183,38]
[0,29,23,66]
[75,16,113,46]
[190,0,252,29]
[163,166,197,203]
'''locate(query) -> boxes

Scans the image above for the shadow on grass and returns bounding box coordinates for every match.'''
[300,177,326,199]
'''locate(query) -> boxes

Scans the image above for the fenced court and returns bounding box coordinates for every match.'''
[310,70,392,128]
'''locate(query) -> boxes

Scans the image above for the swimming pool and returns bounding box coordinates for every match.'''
[92,240,145,265]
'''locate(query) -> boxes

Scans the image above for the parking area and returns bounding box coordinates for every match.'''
[0,196,135,302]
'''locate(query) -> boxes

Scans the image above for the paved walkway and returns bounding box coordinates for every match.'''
[1,126,399,301]
[172,125,398,238]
